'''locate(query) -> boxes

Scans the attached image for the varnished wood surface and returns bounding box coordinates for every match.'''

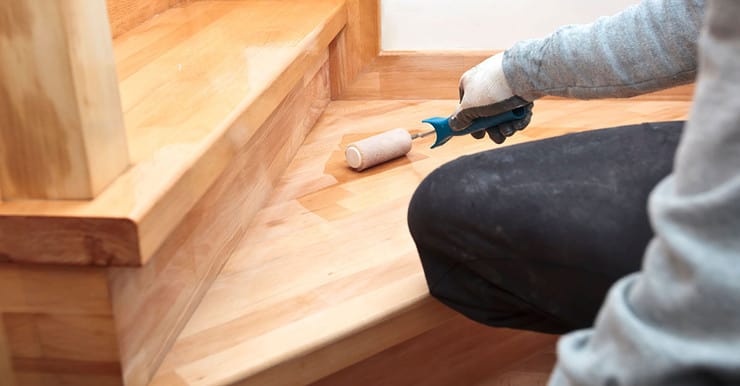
[107,0,188,38]
[0,56,331,386]
[336,51,490,100]
[338,51,696,101]
[113,56,333,386]
[152,97,691,385]
[312,315,557,386]
[229,298,456,386]
[329,0,379,98]
[0,0,129,200]
[476,350,556,386]
[0,264,122,386]
[0,0,346,266]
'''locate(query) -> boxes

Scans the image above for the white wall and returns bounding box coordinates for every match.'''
[381,0,640,50]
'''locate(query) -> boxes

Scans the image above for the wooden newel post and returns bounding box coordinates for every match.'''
[0,0,129,200]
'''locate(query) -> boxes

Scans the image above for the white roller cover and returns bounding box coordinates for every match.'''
[345,128,413,171]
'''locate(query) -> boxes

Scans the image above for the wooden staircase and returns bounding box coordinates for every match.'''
[0,1,694,385]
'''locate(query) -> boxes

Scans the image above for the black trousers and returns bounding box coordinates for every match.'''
[407,121,684,334]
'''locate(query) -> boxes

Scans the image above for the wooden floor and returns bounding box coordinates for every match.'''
[150,97,691,385]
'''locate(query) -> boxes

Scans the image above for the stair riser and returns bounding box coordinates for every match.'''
[0,56,331,386]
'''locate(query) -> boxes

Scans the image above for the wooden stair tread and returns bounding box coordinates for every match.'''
[150,98,691,386]
[0,0,347,266]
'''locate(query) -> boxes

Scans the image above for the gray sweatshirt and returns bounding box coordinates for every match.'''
[502,0,740,384]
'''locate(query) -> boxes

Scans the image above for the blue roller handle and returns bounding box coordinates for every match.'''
[422,109,528,149]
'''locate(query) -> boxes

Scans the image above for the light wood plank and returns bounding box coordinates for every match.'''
[230,298,455,386]
[0,265,114,315]
[0,0,129,200]
[0,57,331,386]
[0,217,139,266]
[338,51,696,101]
[0,264,120,386]
[312,315,557,386]
[0,0,347,266]
[106,0,188,38]
[111,55,332,386]
[152,97,691,385]
[329,0,379,98]
[4,313,119,362]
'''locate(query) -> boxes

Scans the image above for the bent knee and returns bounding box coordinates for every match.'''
[407,161,465,241]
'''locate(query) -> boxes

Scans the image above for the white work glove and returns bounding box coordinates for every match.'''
[449,53,533,144]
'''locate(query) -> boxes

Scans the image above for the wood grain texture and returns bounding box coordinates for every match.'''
[113,55,332,386]
[0,216,139,266]
[151,97,691,385]
[106,0,187,38]
[476,350,557,386]
[337,51,696,101]
[312,315,558,386]
[0,0,129,200]
[329,0,379,98]
[0,0,346,266]
[0,315,16,386]
[0,56,331,386]
[231,298,455,386]
[0,264,121,386]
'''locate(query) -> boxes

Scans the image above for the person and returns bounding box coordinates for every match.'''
[407,0,740,384]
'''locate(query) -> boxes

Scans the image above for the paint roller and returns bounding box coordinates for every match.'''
[345,108,529,171]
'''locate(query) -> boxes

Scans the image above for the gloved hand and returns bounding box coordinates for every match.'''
[449,53,533,144]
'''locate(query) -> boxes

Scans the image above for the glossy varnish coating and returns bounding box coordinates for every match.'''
[0,53,333,386]
[152,97,691,385]
[0,1,694,384]
[0,0,347,266]
[0,1,343,385]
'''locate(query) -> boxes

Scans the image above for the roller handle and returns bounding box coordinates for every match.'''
[422,108,529,149]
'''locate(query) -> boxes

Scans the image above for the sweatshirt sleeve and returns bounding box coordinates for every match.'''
[503,0,704,101]
[548,0,740,384]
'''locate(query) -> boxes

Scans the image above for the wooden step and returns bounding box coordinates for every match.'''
[150,97,692,386]
[0,0,346,266]
[0,1,349,385]
[312,315,558,386]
